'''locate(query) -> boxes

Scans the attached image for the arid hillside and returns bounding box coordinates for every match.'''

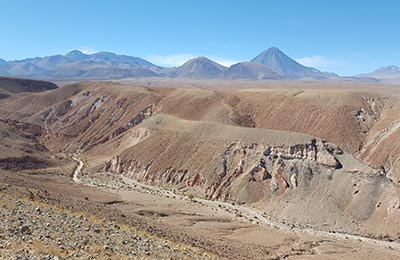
[0,82,400,259]
[1,80,400,244]
[1,81,399,178]
[0,77,57,97]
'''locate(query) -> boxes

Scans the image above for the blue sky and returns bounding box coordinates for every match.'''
[1,0,399,75]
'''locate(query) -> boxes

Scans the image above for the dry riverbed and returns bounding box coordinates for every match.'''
[1,167,400,260]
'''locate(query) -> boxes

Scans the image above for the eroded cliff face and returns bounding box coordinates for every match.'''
[102,138,350,201]
[354,96,386,135]
[97,123,400,239]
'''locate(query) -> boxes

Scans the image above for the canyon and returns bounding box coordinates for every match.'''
[1,78,400,259]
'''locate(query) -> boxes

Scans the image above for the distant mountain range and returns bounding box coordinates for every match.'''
[0,50,159,80]
[0,47,395,82]
[358,65,400,83]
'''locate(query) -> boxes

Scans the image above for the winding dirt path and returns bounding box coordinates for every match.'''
[71,156,83,184]
[70,156,400,252]
[124,177,400,251]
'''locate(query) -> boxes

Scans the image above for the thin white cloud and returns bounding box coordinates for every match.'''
[295,55,334,68]
[78,46,98,54]
[212,58,238,67]
[148,54,197,67]
[148,53,238,67]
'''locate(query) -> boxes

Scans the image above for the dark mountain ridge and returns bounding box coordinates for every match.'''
[0,48,391,82]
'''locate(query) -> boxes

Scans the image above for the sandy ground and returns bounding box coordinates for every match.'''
[1,164,399,259]
[52,78,400,95]
[116,78,400,96]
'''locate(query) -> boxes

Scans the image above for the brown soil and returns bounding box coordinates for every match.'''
[1,79,400,259]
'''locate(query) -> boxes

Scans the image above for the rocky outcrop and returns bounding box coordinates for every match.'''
[230,111,256,128]
[354,96,386,134]
[0,118,43,137]
[54,100,73,117]
[111,104,154,138]
[263,139,342,169]
[316,149,341,168]
[103,156,205,188]
[249,158,271,182]
[270,159,289,195]
[102,138,345,201]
